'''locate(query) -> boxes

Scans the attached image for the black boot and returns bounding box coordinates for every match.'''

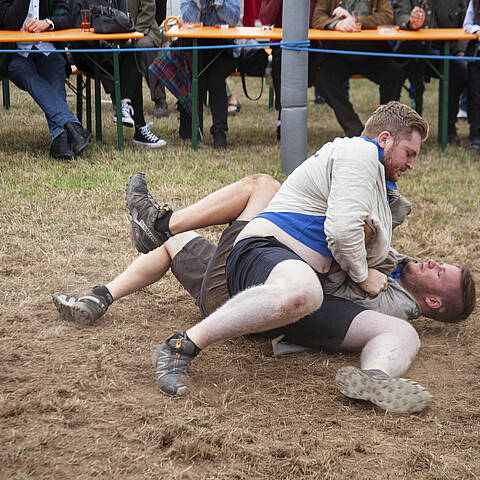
[50,131,75,160]
[64,121,92,155]
[212,128,227,150]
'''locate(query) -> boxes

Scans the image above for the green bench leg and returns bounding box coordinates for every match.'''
[2,78,10,110]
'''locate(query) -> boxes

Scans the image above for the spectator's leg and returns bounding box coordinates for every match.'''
[136,36,168,117]
[315,55,362,137]
[447,58,467,140]
[119,52,146,127]
[467,59,480,150]
[205,51,239,137]
[271,46,282,138]
[7,53,77,140]
[361,57,403,105]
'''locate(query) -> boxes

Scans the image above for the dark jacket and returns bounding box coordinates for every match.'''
[0,0,71,75]
[393,0,468,54]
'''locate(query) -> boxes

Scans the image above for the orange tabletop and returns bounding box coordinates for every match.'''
[166,25,475,42]
[0,28,143,43]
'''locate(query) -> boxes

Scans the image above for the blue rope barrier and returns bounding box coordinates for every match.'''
[282,44,480,62]
[1,38,478,61]
[0,40,308,54]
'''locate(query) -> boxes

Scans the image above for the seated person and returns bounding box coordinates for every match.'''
[311,0,404,137]
[52,174,476,413]
[393,0,468,145]
[259,0,316,140]
[178,0,240,150]
[0,0,92,159]
[68,0,166,148]
[129,0,169,118]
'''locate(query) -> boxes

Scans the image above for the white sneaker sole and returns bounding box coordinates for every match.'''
[133,139,167,148]
[335,366,432,414]
[113,116,135,128]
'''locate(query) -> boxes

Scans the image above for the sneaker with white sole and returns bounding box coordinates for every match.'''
[113,101,135,127]
[52,290,109,326]
[335,366,432,414]
[133,124,166,148]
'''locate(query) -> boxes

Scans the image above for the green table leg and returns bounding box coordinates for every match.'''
[94,75,102,142]
[86,74,92,133]
[112,42,124,151]
[438,41,450,151]
[76,74,83,123]
[191,40,199,151]
[2,78,10,110]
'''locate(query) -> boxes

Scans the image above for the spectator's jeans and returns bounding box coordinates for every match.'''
[7,51,77,141]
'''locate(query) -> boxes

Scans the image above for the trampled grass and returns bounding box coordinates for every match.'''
[0,76,479,479]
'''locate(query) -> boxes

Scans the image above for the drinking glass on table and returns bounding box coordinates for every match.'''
[81,9,91,32]
[353,11,362,32]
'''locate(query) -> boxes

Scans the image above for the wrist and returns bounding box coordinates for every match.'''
[45,18,54,30]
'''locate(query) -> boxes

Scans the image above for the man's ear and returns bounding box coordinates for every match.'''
[376,131,390,148]
[425,295,443,310]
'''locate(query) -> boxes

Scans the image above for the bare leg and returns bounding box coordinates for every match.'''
[106,231,199,300]
[169,174,280,234]
[340,310,420,377]
[186,259,323,349]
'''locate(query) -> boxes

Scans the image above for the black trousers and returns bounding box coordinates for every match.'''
[72,49,146,126]
[402,53,467,132]
[179,47,238,134]
[314,54,404,137]
[468,59,480,142]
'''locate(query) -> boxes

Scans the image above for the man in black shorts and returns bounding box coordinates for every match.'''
[53,173,475,413]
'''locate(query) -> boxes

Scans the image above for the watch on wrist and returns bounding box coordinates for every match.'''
[45,18,54,30]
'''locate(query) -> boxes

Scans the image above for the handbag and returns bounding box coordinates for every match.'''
[90,5,135,34]
[237,42,269,100]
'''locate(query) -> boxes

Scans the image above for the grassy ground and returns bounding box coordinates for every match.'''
[0,77,479,479]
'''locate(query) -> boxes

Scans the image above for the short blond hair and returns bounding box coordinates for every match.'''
[362,101,429,142]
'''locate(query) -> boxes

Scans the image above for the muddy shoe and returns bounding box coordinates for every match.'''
[152,332,200,396]
[126,173,173,254]
[335,366,432,414]
[52,290,110,326]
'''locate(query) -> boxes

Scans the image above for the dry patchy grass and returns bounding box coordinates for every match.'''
[0,77,479,479]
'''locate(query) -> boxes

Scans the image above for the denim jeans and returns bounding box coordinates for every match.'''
[8,51,78,140]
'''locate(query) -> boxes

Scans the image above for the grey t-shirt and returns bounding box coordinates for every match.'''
[322,250,421,320]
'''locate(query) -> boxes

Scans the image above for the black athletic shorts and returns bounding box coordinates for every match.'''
[225,236,367,351]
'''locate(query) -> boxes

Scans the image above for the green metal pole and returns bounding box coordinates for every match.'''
[94,75,102,141]
[191,39,199,151]
[2,78,10,110]
[438,41,450,151]
[76,74,83,123]
[86,74,92,133]
[112,41,124,151]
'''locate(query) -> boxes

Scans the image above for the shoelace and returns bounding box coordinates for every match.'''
[138,125,159,142]
[121,102,133,118]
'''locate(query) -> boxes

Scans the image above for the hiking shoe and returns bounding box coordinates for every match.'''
[126,173,173,253]
[52,290,109,326]
[152,332,200,396]
[133,124,166,148]
[335,366,432,414]
[113,101,134,127]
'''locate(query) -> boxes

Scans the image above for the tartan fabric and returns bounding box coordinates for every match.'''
[149,50,193,116]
